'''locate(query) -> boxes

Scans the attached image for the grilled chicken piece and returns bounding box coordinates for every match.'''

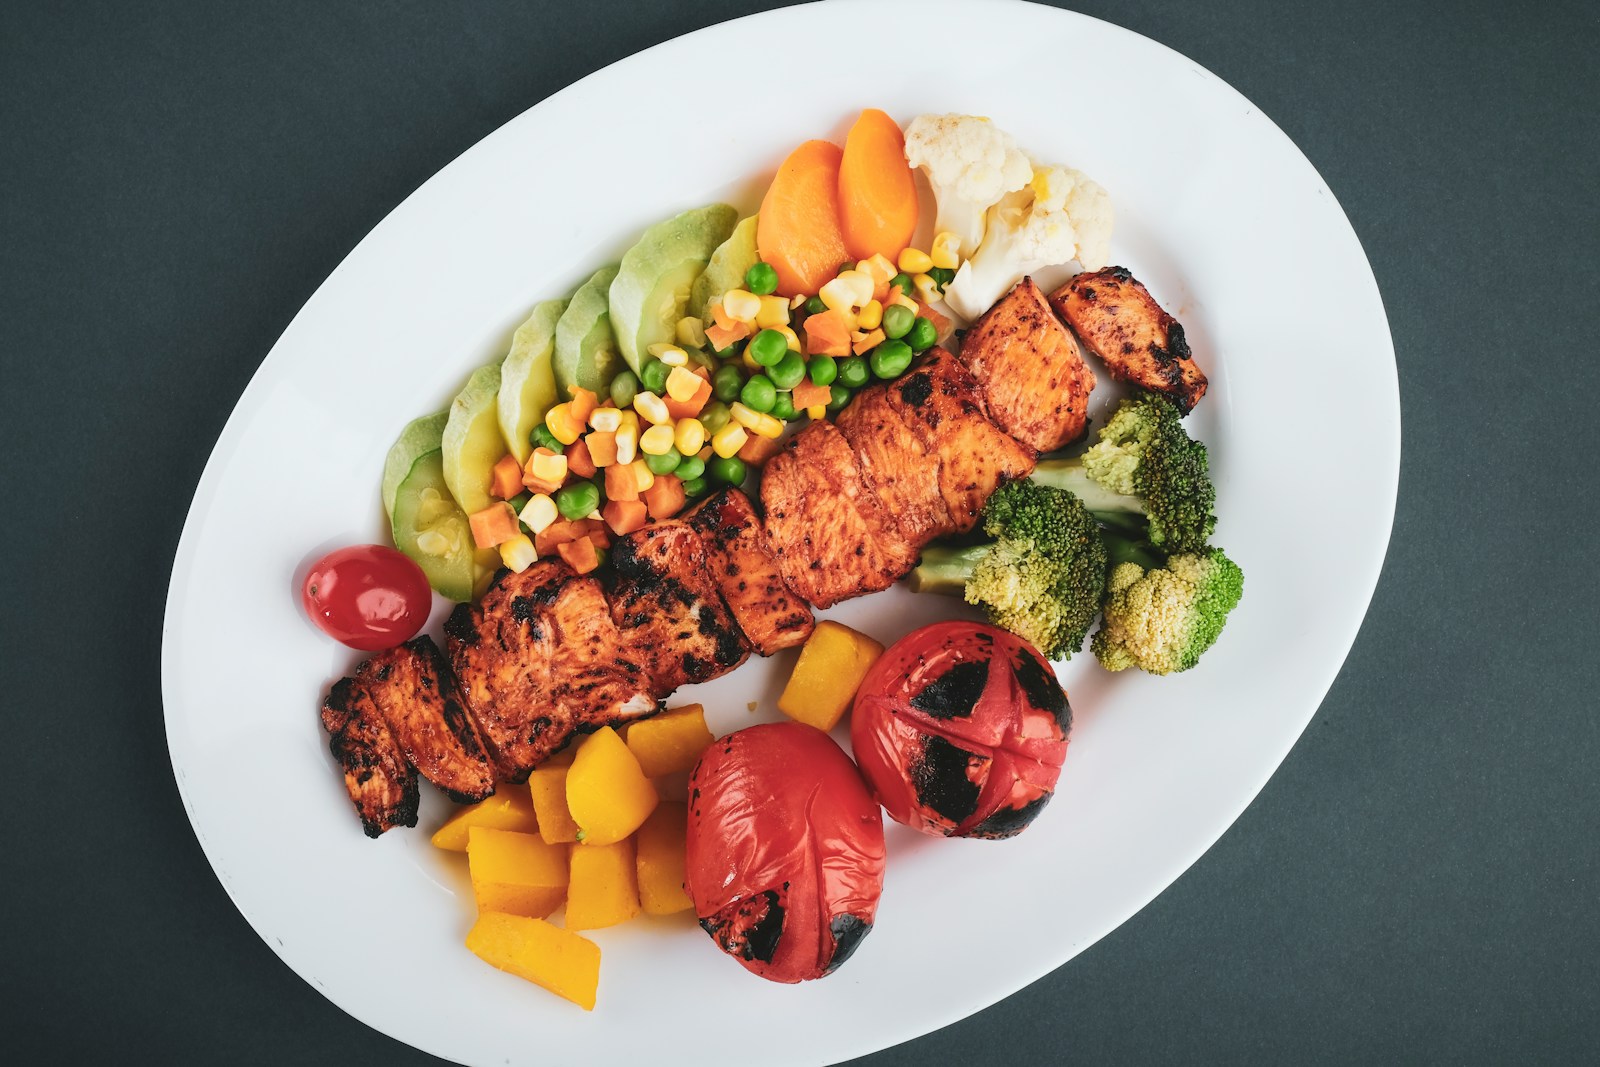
[608,520,751,693]
[1049,267,1207,412]
[354,637,495,803]
[446,560,655,781]
[685,487,814,655]
[321,676,419,838]
[959,278,1095,451]
[834,383,955,548]
[760,420,917,608]
[883,348,1037,532]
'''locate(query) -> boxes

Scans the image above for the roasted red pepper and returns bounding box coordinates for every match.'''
[852,621,1071,839]
[685,722,885,983]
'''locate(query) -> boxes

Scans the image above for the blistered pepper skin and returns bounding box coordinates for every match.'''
[685,722,885,983]
[852,622,1071,839]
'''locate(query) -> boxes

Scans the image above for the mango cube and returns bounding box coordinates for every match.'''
[430,789,539,852]
[635,802,692,916]
[777,620,885,731]
[528,758,580,845]
[465,912,600,1011]
[567,727,657,846]
[625,704,715,778]
[565,838,640,930]
[467,827,569,919]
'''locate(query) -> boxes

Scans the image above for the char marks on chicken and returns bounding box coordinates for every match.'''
[834,383,955,548]
[1050,266,1207,413]
[685,487,814,655]
[320,676,420,837]
[959,278,1095,451]
[354,636,495,803]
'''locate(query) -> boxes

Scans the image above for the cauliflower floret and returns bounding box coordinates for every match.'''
[943,163,1114,322]
[903,114,1033,254]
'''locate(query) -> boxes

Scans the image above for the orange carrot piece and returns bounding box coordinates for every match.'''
[534,519,582,555]
[838,109,918,262]
[706,319,749,352]
[566,438,597,479]
[576,518,610,550]
[490,454,524,499]
[803,308,853,357]
[603,499,649,536]
[736,433,784,466]
[557,536,600,575]
[568,387,598,424]
[604,464,639,502]
[664,378,713,420]
[641,475,686,520]
[586,431,618,468]
[852,328,886,356]
[790,379,832,410]
[758,140,851,298]
[469,502,519,550]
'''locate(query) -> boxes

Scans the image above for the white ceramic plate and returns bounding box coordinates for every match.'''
[163,1,1397,1063]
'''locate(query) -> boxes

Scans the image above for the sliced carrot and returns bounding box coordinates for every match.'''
[469,503,519,550]
[737,433,784,466]
[852,328,886,356]
[641,475,686,521]
[586,430,618,468]
[568,387,598,424]
[803,308,853,357]
[605,464,639,502]
[664,378,713,420]
[838,109,918,262]
[490,454,524,499]
[790,379,832,410]
[603,498,649,536]
[557,536,600,575]
[566,438,597,479]
[758,140,851,298]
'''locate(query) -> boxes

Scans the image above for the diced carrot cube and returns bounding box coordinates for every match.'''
[577,518,611,550]
[604,499,649,536]
[691,365,712,381]
[568,387,598,424]
[534,519,583,556]
[604,464,639,502]
[566,438,597,479]
[852,328,886,355]
[557,535,601,574]
[641,475,686,520]
[490,454,524,499]
[803,309,852,357]
[663,378,713,420]
[737,433,784,466]
[705,320,749,352]
[469,502,519,549]
[790,379,831,410]
[586,430,618,468]
[522,448,568,495]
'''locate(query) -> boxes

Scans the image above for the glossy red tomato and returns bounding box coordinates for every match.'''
[301,544,431,651]
[852,621,1071,839]
[685,722,885,984]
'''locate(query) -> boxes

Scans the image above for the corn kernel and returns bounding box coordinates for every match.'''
[776,325,802,352]
[665,366,703,403]
[712,422,748,458]
[860,253,898,287]
[634,391,671,425]
[888,288,919,312]
[676,316,708,349]
[615,421,638,465]
[652,344,689,367]
[789,293,807,309]
[545,403,582,445]
[722,289,761,322]
[930,231,961,270]
[630,458,655,492]
[674,417,706,456]
[729,402,762,430]
[897,248,934,274]
[639,423,677,456]
[912,272,942,304]
[519,494,558,534]
[618,410,640,433]
[527,449,568,486]
[806,404,827,419]
[819,270,872,312]
[589,407,622,432]
[749,412,784,439]
[756,295,790,329]
[498,533,537,573]
[856,299,883,331]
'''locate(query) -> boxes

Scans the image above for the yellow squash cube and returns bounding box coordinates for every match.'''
[565,838,640,930]
[465,912,600,1011]
[467,827,569,919]
[567,727,658,846]
[635,802,692,916]
[527,758,580,845]
[777,620,886,731]
[625,704,715,778]
[430,788,538,852]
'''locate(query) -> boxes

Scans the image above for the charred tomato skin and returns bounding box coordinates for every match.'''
[301,544,431,651]
[685,722,886,983]
[851,621,1071,839]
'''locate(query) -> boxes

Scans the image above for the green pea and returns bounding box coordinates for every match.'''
[768,350,807,390]
[889,273,913,295]
[928,266,956,289]
[881,303,915,340]
[530,424,563,453]
[827,384,852,411]
[740,374,777,413]
[771,392,796,421]
[556,481,600,521]
[699,400,731,434]
[508,493,532,515]
[675,455,705,482]
[680,476,708,498]
[748,329,788,367]
[870,339,914,379]
[744,261,779,296]
[640,358,670,395]
[837,355,870,388]
[804,295,827,316]
[712,364,744,403]
[645,448,682,475]
[608,370,640,409]
[709,456,747,486]
[907,316,938,352]
[808,354,838,386]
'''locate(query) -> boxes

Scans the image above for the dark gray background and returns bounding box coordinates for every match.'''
[3,0,1596,1063]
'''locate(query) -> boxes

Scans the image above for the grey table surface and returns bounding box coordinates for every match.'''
[3,0,1596,1063]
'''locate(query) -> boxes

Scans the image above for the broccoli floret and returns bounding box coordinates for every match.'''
[1091,548,1244,674]
[908,480,1107,660]
[1033,392,1216,553]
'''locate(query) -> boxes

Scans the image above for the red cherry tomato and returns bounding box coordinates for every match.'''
[685,722,885,983]
[301,544,431,651]
[851,621,1071,839]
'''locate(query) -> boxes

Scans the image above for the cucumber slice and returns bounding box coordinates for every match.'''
[689,215,759,321]
[391,449,475,602]
[553,266,622,399]
[609,203,738,374]
[442,363,504,518]
[381,410,448,521]
[498,299,566,463]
